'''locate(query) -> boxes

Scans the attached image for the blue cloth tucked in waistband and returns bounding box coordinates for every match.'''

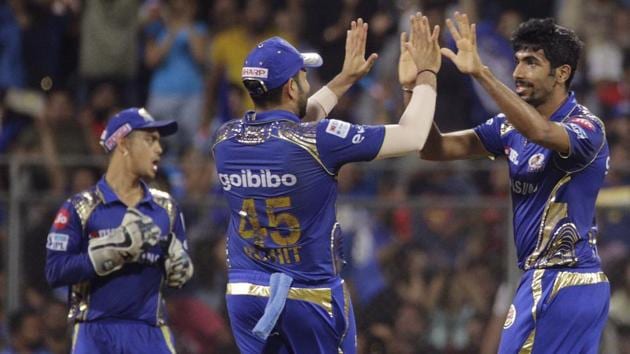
[252,272,293,340]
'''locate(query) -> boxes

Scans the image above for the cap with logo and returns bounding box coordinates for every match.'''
[241,36,323,96]
[99,108,178,153]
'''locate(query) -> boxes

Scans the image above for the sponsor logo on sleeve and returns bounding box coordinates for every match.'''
[507,147,519,165]
[47,233,69,251]
[325,119,351,139]
[568,117,595,131]
[527,153,546,172]
[53,209,70,229]
[351,125,365,144]
[504,304,516,329]
[567,123,587,139]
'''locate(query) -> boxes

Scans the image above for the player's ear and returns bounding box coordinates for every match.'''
[555,64,571,86]
[117,136,131,156]
[286,79,298,100]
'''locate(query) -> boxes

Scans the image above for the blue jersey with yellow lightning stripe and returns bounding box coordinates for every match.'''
[474,92,609,271]
[213,110,385,284]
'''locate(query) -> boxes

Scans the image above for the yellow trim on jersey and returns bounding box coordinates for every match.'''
[72,323,80,353]
[160,325,176,354]
[519,269,545,353]
[550,271,608,301]
[226,282,333,315]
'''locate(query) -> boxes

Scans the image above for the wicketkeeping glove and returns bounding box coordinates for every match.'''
[164,233,194,288]
[88,208,161,276]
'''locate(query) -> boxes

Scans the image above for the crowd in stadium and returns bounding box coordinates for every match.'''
[0,0,629,353]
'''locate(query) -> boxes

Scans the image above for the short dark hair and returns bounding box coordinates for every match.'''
[244,80,285,107]
[511,18,583,89]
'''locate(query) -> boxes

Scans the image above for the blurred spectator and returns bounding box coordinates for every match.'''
[166,295,233,354]
[0,1,25,88]
[204,0,287,127]
[144,0,208,155]
[607,260,630,354]
[79,82,121,154]
[78,0,141,105]
[41,300,69,354]
[17,0,75,91]
[1,308,50,354]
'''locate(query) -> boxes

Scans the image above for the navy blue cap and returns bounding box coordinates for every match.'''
[242,37,323,93]
[99,108,178,153]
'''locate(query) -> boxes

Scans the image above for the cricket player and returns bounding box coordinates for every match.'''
[213,15,441,353]
[45,108,194,353]
[414,13,610,353]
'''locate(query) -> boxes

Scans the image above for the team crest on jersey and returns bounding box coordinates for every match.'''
[53,208,70,229]
[325,119,351,138]
[500,122,514,136]
[504,304,516,329]
[527,153,546,172]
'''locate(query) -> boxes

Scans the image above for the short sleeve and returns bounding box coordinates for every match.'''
[473,115,507,157]
[555,116,605,172]
[316,119,385,173]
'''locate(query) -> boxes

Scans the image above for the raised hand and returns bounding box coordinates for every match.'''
[398,31,417,88]
[340,18,379,81]
[404,13,441,74]
[441,12,484,76]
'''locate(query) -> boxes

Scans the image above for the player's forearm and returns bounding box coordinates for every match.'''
[376,72,437,158]
[46,253,97,287]
[419,122,447,160]
[473,66,552,142]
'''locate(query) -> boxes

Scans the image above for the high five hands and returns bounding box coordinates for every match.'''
[441,12,485,77]
[399,12,486,86]
[399,12,441,87]
[340,18,379,81]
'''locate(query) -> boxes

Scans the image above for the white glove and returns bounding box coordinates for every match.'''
[164,233,194,288]
[88,208,161,276]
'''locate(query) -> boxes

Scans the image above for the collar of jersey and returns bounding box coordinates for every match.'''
[243,110,300,125]
[550,91,577,123]
[97,176,154,207]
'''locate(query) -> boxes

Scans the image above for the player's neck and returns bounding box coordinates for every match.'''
[257,102,298,116]
[536,89,569,120]
[104,165,143,207]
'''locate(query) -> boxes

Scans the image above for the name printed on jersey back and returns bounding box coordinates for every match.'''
[218,169,297,191]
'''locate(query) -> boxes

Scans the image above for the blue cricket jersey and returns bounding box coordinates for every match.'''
[213,110,385,284]
[474,92,609,270]
[45,177,187,326]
